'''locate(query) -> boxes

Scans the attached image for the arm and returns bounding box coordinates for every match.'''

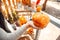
[0,23,28,40]
[0,28,8,40]
[7,23,29,40]
[0,21,37,40]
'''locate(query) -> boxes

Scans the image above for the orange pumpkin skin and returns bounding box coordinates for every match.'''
[19,16,27,26]
[36,6,41,12]
[32,13,50,29]
[27,27,33,34]
[22,0,31,6]
[19,16,33,34]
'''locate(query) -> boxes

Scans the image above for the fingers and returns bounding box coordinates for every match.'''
[27,21,40,29]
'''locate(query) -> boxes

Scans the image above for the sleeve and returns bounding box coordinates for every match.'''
[0,28,8,40]
[0,24,28,40]
[7,24,28,40]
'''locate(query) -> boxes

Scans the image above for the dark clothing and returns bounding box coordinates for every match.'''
[0,12,10,32]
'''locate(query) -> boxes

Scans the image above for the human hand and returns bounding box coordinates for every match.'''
[26,21,40,29]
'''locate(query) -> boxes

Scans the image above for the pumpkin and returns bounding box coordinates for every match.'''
[19,16,27,26]
[27,27,33,34]
[22,0,31,6]
[19,16,33,34]
[36,6,41,12]
[32,13,50,29]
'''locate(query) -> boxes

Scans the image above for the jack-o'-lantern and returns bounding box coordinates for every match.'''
[32,13,50,29]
